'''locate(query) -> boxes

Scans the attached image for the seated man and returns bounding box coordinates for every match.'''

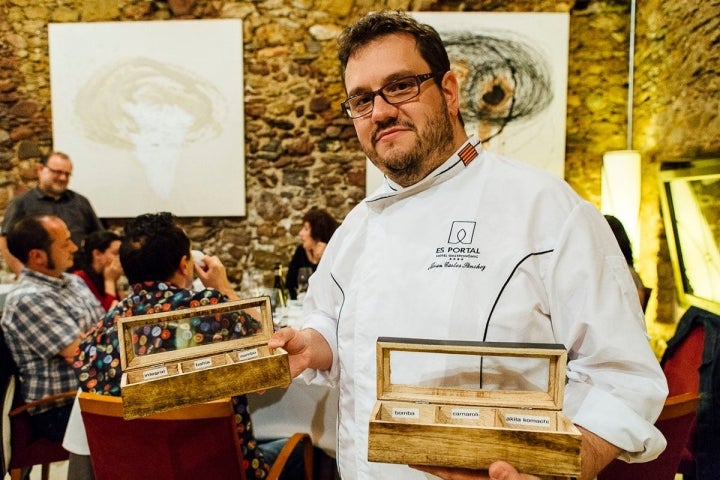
[1,214,104,440]
[73,212,302,479]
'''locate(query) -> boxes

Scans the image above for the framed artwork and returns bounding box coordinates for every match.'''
[366,12,570,194]
[49,19,245,217]
[659,158,720,316]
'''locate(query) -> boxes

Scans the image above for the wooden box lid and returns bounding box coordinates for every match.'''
[376,337,568,411]
[118,296,273,372]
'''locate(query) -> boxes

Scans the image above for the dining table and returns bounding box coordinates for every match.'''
[248,300,339,456]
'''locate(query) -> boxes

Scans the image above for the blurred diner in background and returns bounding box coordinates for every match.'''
[285,208,338,301]
[72,230,124,311]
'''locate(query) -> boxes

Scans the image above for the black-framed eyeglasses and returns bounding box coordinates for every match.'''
[341,72,443,119]
[44,165,72,177]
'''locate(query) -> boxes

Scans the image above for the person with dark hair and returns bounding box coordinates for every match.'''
[69,212,305,480]
[0,215,103,443]
[73,230,123,311]
[270,10,667,480]
[0,151,103,276]
[285,208,339,299]
[604,215,648,308]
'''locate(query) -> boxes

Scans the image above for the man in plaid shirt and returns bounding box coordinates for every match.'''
[1,214,103,441]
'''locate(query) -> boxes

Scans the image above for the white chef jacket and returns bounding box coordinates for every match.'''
[301,136,668,479]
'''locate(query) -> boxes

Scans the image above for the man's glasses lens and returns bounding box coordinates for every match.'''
[342,72,439,118]
[45,166,72,177]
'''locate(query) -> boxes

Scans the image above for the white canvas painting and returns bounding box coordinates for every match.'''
[366,12,570,194]
[49,19,245,217]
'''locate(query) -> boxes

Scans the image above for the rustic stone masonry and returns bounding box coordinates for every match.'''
[1,0,718,332]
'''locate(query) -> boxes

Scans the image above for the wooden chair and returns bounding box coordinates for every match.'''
[663,324,704,479]
[598,391,700,480]
[598,324,705,480]
[1,328,76,480]
[79,392,314,480]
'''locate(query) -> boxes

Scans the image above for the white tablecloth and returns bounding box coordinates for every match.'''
[249,300,339,456]
[247,379,338,456]
[63,389,89,455]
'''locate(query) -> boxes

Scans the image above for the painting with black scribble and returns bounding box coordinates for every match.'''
[366,12,569,194]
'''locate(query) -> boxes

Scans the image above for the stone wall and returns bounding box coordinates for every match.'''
[632,0,720,326]
[1,0,718,328]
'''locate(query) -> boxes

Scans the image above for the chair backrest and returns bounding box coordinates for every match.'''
[79,392,247,480]
[0,328,72,478]
[598,324,705,480]
[662,323,705,477]
[597,392,700,480]
[0,326,16,475]
[662,324,704,396]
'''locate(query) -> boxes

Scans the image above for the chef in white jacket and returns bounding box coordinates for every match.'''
[269,10,667,480]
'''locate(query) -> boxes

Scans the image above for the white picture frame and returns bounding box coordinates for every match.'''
[49,19,245,217]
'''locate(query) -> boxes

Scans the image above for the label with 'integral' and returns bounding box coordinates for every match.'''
[142,366,169,380]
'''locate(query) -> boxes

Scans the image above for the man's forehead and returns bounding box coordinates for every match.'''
[345,34,427,88]
[41,216,69,234]
[46,154,72,168]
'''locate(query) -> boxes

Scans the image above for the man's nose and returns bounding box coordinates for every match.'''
[370,93,398,120]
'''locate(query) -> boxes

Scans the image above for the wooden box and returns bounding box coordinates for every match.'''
[118,297,290,419]
[368,338,582,478]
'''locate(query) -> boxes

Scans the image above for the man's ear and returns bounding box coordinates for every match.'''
[441,70,461,118]
[27,248,47,268]
[177,254,191,276]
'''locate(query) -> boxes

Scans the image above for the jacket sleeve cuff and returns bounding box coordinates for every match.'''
[564,381,667,462]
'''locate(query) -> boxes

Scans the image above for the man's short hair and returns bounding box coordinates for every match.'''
[6,215,53,264]
[120,212,190,284]
[337,11,451,87]
[337,10,461,124]
[41,151,70,166]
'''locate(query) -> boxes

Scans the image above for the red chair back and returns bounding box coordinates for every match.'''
[1,329,71,480]
[6,379,72,470]
[598,325,704,480]
[79,393,247,480]
[663,325,704,477]
[663,325,704,395]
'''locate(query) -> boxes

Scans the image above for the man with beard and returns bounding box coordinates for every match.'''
[270,10,667,480]
[1,215,103,442]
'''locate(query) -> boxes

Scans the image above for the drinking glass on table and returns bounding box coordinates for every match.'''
[296,267,313,302]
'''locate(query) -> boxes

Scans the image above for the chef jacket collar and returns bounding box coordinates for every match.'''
[366,135,482,210]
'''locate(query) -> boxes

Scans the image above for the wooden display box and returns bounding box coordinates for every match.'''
[118,297,290,419]
[368,338,582,478]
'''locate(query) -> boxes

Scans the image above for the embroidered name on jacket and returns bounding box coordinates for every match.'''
[428,220,486,271]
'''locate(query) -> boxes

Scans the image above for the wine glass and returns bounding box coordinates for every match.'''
[296,267,313,300]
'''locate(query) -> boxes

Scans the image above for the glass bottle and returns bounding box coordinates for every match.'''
[273,263,288,309]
